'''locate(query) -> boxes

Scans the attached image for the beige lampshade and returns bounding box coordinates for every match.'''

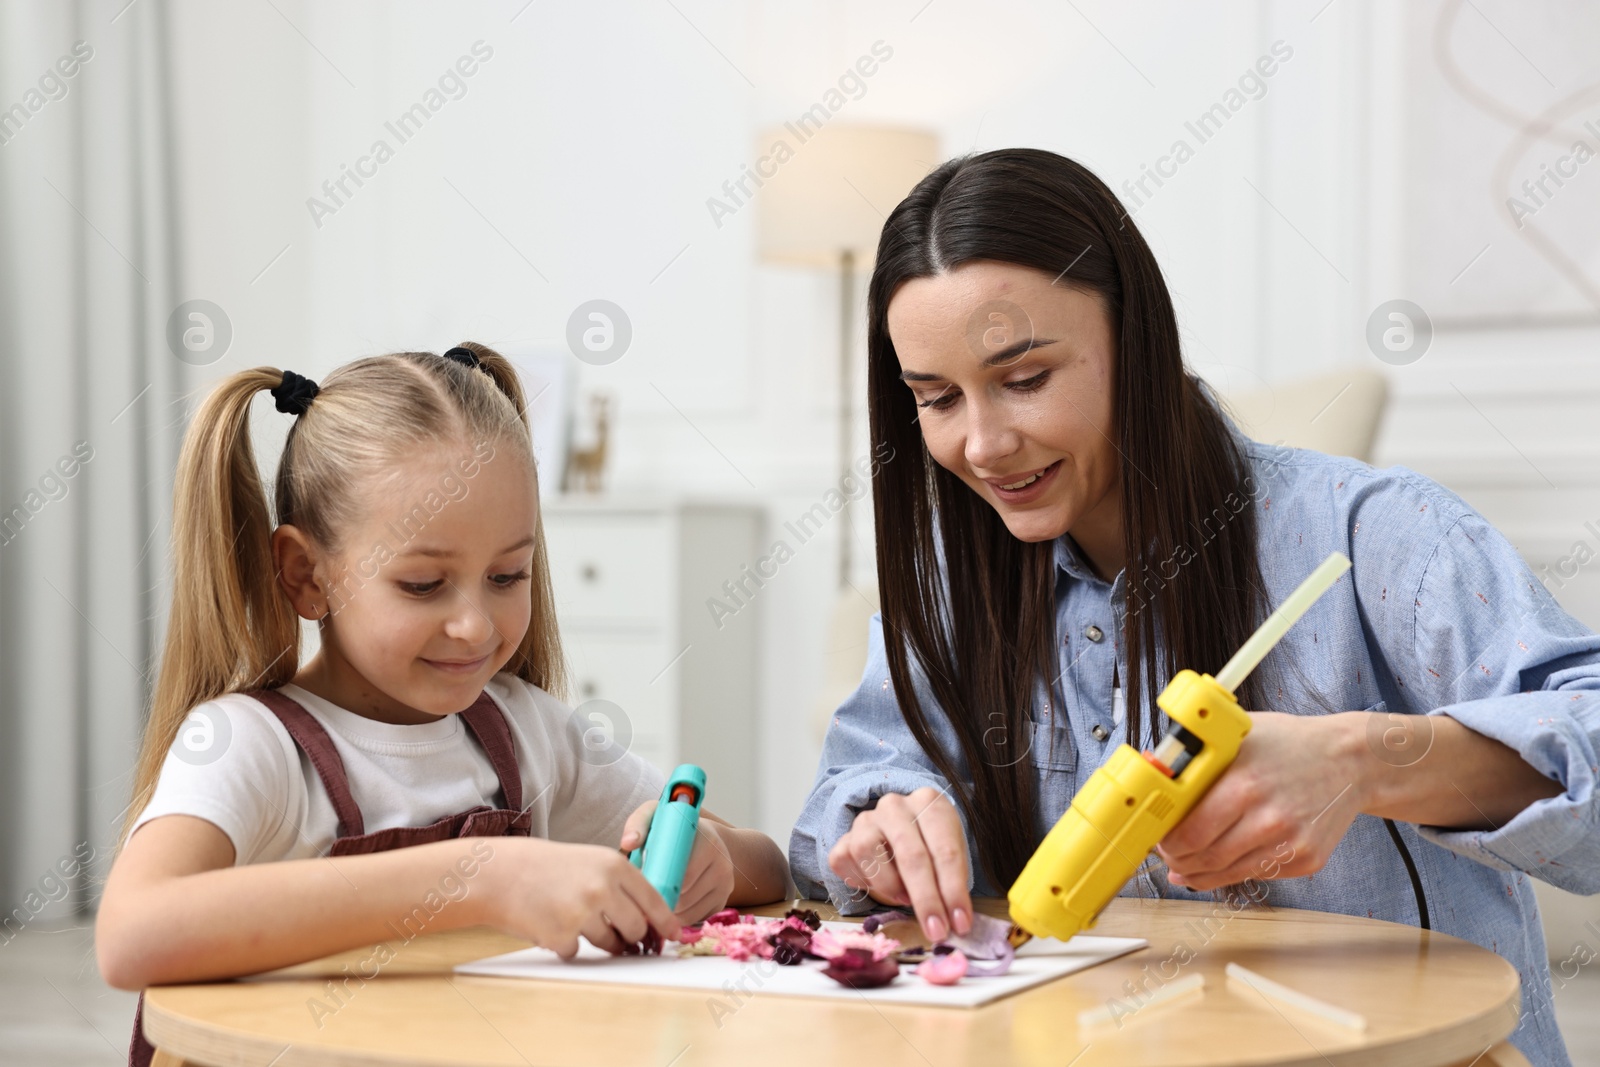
[755,124,940,267]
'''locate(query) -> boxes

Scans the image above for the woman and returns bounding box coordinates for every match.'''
[788,149,1597,1066]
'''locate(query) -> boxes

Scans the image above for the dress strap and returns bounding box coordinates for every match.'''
[458,691,526,815]
[247,689,366,839]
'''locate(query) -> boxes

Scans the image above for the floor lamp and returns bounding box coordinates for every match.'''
[756,124,938,589]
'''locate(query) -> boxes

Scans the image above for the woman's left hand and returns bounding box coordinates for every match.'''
[1155,711,1365,892]
[619,800,738,923]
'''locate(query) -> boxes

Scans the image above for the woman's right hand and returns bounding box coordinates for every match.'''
[826,786,974,942]
[482,838,682,959]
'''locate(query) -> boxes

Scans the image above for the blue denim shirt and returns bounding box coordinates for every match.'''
[789,435,1599,1067]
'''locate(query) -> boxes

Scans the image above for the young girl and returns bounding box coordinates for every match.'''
[98,344,790,1063]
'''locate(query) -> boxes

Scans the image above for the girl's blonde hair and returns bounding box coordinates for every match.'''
[120,343,565,846]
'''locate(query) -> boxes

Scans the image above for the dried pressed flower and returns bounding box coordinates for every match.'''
[771,925,818,962]
[810,927,901,962]
[711,922,779,962]
[820,946,901,989]
[944,912,1015,977]
[916,947,969,985]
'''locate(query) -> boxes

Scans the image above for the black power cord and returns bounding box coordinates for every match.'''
[1384,817,1431,930]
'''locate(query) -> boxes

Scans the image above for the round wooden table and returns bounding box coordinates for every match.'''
[143,897,1530,1067]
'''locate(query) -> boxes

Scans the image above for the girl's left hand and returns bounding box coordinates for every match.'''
[619,800,737,923]
[1155,711,1365,892]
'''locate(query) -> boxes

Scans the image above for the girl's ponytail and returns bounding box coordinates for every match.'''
[120,369,302,845]
[452,341,531,433]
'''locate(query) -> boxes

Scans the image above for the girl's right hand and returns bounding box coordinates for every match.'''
[826,786,975,942]
[482,838,682,959]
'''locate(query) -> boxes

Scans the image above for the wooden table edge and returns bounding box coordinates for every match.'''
[141,898,1527,1067]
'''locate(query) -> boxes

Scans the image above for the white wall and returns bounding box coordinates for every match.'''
[146,0,1600,847]
[6,0,1593,911]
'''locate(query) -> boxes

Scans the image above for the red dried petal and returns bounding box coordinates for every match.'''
[771,926,818,960]
[821,947,901,989]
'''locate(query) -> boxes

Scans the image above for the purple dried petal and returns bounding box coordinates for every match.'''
[906,912,1013,976]
[820,947,901,989]
[961,953,1014,977]
[861,909,912,934]
[945,912,1015,961]
[784,907,823,931]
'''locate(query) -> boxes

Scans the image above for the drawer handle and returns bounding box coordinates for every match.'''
[581,680,598,698]
[580,563,600,583]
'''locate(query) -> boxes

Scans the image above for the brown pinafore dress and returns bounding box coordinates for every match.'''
[128,687,532,1066]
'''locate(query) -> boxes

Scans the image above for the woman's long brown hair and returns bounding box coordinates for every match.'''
[867,149,1268,892]
[119,343,565,846]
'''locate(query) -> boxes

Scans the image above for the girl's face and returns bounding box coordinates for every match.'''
[284,439,538,724]
[886,259,1124,576]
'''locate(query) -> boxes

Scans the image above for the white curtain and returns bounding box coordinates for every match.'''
[0,0,183,917]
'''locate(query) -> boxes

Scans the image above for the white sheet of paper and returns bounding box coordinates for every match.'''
[454,922,1148,1008]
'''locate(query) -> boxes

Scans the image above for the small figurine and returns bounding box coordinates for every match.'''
[563,392,611,494]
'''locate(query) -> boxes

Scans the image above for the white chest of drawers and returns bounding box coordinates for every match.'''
[539,499,764,826]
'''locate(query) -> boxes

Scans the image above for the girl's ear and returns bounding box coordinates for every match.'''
[271,525,330,621]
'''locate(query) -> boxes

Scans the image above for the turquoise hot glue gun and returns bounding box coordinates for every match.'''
[628,764,706,909]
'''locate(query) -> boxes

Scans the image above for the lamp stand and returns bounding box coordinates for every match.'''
[838,248,855,590]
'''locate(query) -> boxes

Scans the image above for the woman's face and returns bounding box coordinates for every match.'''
[887,260,1122,561]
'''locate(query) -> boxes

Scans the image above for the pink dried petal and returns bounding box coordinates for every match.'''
[677,924,706,945]
[811,928,901,962]
[820,947,900,989]
[917,948,969,985]
[704,908,742,926]
[713,923,777,961]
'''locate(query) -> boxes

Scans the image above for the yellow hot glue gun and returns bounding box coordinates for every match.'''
[1007,552,1351,944]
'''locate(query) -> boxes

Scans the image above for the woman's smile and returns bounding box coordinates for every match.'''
[982,458,1061,504]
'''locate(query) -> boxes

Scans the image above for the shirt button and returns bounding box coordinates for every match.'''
[1091,724,1111,742]
[1085,624,1105,643]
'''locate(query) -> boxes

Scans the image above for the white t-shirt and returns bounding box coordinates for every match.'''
[131,672,665,865]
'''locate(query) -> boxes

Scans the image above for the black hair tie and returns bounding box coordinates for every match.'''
[442,346,482,370]
[272,369,320,416]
